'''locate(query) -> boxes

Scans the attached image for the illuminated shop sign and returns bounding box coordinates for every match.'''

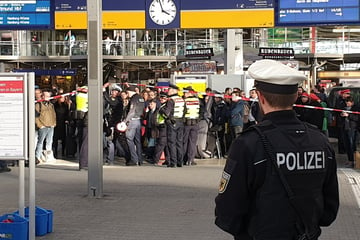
[259,47,295,59]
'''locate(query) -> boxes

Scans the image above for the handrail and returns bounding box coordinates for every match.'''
[1,38,360,57]
[0,39,225,57]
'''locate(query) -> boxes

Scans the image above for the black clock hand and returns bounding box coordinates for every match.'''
[162,9,170,15]
[158,0,164,12]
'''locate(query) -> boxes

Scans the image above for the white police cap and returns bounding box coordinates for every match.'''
[248,60,306,94]
[110,83,122,92]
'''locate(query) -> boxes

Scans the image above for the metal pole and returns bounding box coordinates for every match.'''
[28,72,35,240]
[87,0,103,198]
[18,159,24,217]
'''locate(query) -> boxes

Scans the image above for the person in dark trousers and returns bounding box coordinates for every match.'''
[340,96,359,168]
[210,90,228,157]
[228,90,245,141]
[52,94,70,158]
[335,89,351,154]
[124,85,145,166]
[103,83,123,165]
[161,83,185,167]
[143,99,158,160]
[76,86,89,170]
[152,92,169,165]
[0,161,11,173]
[215,59,339,240]
[182,86,200,166]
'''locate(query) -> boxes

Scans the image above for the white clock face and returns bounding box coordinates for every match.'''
[149,0,177,26]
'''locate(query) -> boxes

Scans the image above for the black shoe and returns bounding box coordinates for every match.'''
[145,159,155,164]
[176,164,183,167]
[162,161,169,166]
[0,167,11,173]
[167,164,176,168]
[8,161,17,167]
[345,161,354,168]
[126,162,137,166]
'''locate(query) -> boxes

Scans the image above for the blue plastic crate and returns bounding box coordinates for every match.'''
[46,209,53,233]
[14,207,53,236]
[0,213,28,240]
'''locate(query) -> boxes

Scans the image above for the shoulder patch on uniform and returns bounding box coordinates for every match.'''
[219,171,231,194]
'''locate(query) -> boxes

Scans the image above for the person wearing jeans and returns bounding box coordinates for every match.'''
[35,126,55,162]
[35,90,56,163]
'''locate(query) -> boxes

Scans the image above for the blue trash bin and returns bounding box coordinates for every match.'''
[0,213,28,240]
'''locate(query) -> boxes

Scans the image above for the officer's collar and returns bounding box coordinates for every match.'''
[262,110,299,124]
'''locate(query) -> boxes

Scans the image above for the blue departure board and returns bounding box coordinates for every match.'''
[54,0,85,11]
[181,0,274,10]
[55,0,144,11]
[276,0,360,26]
[0,0,53,29]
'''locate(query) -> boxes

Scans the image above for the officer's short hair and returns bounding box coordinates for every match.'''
[260,91,297,109]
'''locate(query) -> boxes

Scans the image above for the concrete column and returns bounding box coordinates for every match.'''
[87,0,103,198]
[224,29,244,75]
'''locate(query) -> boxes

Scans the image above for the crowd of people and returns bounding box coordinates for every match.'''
[100,83,262,169]
[294,85,359,168]
[18,82,263,171]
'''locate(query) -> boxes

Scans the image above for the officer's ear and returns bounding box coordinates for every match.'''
[257,91,266,105]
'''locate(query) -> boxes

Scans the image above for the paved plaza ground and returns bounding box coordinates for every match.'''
[0,150,359,240]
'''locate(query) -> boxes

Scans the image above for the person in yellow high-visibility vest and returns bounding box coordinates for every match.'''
[183,86,200,166]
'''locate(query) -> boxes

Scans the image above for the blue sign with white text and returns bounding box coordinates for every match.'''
[55,0,144,11]
[14,68,77,76]
[181,0,273,10]
[276,0,360,26]
[54,0,86,11]
[0,0,53,29]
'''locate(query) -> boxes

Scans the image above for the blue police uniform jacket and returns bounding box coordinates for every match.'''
[215,110,339,240]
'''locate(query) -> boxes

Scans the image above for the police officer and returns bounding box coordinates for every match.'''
[103,83,123,165]
[210,90,228,157]
[182,86,200,166]
[152,92,169,165]
[215,59,339,240]
[124,85,145,166]
[162,83,185,167]
[76,86,89,170]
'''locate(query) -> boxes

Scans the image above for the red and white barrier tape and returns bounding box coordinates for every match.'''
[35,83,360,115]
[293,104,360,115]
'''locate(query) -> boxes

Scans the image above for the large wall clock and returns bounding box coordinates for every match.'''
[146,0,180,29]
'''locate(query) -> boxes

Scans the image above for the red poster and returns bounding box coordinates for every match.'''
[0,80,24,94]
